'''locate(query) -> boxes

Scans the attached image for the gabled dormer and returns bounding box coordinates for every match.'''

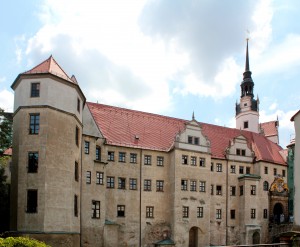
[225,134,254,162]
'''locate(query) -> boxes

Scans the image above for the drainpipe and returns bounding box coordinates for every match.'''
[139,149,142,247]
[225,158,229,245]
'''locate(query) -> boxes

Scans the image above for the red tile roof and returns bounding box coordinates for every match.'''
[260,121,278,137]
[87,102,285,165]
[23,55,74,83]
[3,147,12,156]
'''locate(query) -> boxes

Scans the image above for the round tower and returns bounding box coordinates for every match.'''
[235,40,259,133]
[10,56,85,246]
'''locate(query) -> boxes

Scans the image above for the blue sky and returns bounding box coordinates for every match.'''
[1,0,299,148]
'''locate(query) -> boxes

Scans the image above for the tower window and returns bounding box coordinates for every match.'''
[31,83,40,97]
[29,114,40,134]
[77,98,81,113]
[231,209,235,219]
[75,126,79,146]
[27,189,38,213]
[95,146,101,161]
[28,152,38,173]
[84,141,90,154]
[74,195,78,217]
[244,121,248,129]
[74,161,79,181]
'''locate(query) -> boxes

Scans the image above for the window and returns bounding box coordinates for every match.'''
[29,114,40,134]
[28,152,38,173]
[31,82,40,97]
[197,207,203,218]
[119,152,126,163]
[130,153,137,163]
[199,158,205,167]
[183,206,189,218]
[211,185,214,195]
[118,177,126,189]
[188,136,193,144]
[84,141,90,154]
[146,206,154,218]
[117,205,125,217]
[236,148,246,156]
[86,171,91,184]
[144,179,151,191]
[216,185,222,195]
[251,185,256,195]
[182,155,188,165]
[107,176,115,188]
[157,156,164,166]
[230,209,235,219]
[211,162,214,171]
[92,200,100,219]
[282,170,286,177]
[244,121,248,129]
[74,195,78,217]
[77,98,81,113]
[264,166,268,174]
[230,165,236,173]
[75,126,79,146]
[239,166,244,174]
[263,209,268,219]
[144,155,152,165]
[156,180,164,192]
[263,181,269,191]
[96,172,103,185]
[240,186,244,196]
[190,180,197,191]
[199,181,206,192]
[129,178,137,190]
[108,151,114,161]
[95,146,101,161]
[216,209,222,219]
[216,163,222,172]
[74,161,79,181]
[191,156,197,166]
[181,179,188,191]
[274,168,277,176]
[230,186,236,196]
[27,189,38,213]
[251,208,256,219]
[194,137,199,145]
[246,167,250,174]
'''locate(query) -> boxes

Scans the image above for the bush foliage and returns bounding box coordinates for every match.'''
[0,237,50,247]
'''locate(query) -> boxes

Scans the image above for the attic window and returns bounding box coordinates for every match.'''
[187,136,199,145]
[236,149,246,156]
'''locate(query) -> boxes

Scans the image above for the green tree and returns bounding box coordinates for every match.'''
[0,156,10,233]
[0,237,50,247]
[0,108,12,154]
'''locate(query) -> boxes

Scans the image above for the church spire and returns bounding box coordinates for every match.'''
[240,39,254,98]
[245,38,250,72]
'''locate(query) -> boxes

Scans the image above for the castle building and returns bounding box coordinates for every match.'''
[10,43,288,247]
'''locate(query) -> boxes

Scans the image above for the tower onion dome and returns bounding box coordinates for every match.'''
[240,39,254,98]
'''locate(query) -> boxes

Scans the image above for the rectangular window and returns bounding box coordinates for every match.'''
[28,152,38,173]
[108,151,114,161]
[119,152,126,163]
[117,205,125,217]
[199,181,206,192]
[236,148,246,156]
[216,185,222,195]
[188,136,193,144]
[156,180,164,192]
[263,209,268,219]
[95,146,101,161]
[246,167,250,174]
[211,162,214,171]
[146,206,154,218]
[199,158,205,167]
[96,172,103,185]
[239,166,244,174]
[211,185,214,195]
[77,98,81,113]
[251,185,256,195]
[31,82,40,97]
[244,121,248,129]
[86,171,91,184]
[191,156,197,166]
[251,208,256,219]
[130,153,137,163]
[27,189,38,213]
[75,126,79,146]
[230,209,235,219]
[181,179,188,191]
[274,168,277,176]
[230,186,236,196]
[129,178,137,190]
[282,170,286,177]
[216,209,222,219]
[74,195,78,217]
[190,180,197,192]
[144,155,152,165]
[183,206,189,218]
[144,179,151,191]
[197,207,203,218]
[230,165,236,173]
[182,155,188,165]
[216,163,222,172]
[240,185,244,196]
[84,141,90,154]
[264,166,268,174]
[92,200,100,219]
[194,137,199,145]
[29,114,40,134]
[107,176,115,188]
[118,177,126,189]
[157,156,164,166]
[74,161,79,181]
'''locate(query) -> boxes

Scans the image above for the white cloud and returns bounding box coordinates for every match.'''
[0,77,6,83]
[0,89,14,112]
[269,102,277,111]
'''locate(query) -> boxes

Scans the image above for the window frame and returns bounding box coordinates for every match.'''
[30,82,40,97]
[144,179,151,191]
[96,171,104,185]
[182,155,188,165]
[95,146,101,161]
[144,155,152,165]
[84,141,90,154]
[119,152,126,163]
[106,176,115,188]
[156,180,164,192]
[26,189,38,213]
[92,200,100,219]
[251,208,256,219]
[157,156,164,166]
[190,180,197,192]
[199,181,206,192]
[230,165,236,173]
[118,177,126,189]
[190,156,197,166]
[230,186,236,196]
[199,158,205,167]
[28,152,38,173]
[86,171,91,184]
[108,151,115,161]
[230,209,235,219]
[129,178,137,190]
[117,205,125,217]
[197,207,203,218]
[216,185,222,195]
[216,209,222,219]
[130,153,137,163]
[146,206,154,218]
[216,163,222,172]
[251,185,256,195]
[74,194,78,217]
[183,206,189,218]
[29,114,40,135]
[74,161,79,181]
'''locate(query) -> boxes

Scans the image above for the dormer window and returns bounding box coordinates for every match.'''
[187,136,199,145]
[236,149,246,156]
[188,136,193,144]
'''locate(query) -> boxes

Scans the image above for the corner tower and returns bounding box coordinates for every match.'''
[235,40,259,133]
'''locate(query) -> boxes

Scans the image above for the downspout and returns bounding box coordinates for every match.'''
[80,134,83,246]
[139,149,142,247]
[225,157,229,245]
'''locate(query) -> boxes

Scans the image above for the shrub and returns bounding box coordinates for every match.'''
[0,237,50,247]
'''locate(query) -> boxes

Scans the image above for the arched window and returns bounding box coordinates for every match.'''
[263,181,269,191]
